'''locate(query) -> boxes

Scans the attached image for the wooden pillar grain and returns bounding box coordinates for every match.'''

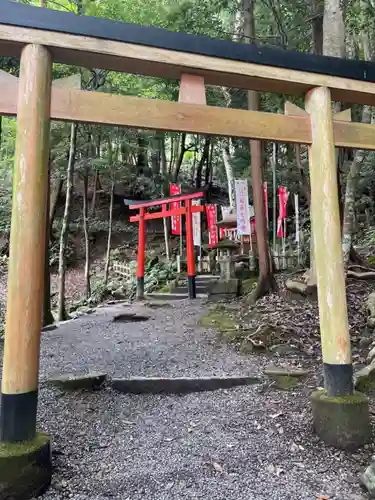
[305,86,353,396]
[0,44,52,442]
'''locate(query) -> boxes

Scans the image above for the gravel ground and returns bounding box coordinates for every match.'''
[15,299,375,499]
[38,300,265,381]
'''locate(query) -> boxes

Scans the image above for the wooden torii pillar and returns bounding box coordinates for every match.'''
[286,93,371,449]
[0,50,82,497]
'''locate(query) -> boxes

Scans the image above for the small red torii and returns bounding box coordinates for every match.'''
[129,190,205,300]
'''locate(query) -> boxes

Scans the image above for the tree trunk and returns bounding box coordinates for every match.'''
[151,132,161,175]
[342,26,373,265]
[49,177,63,240]
[57,123,77,321]
[342,109,371,264]
[310,0,324,55]
[160,135,171,259]
[195,137,210,189]
[90,170,99,217]
[104,181,115,284]
[222,139,235,209]
[83,167,91,299]
[205,139,214,186]
[191,148,197,185]
[244,0,277,301]
[43,160,54,326]
[323,0,345,59]
[91,130,101,217]
[136,133,148,174]
[173,132,186,182]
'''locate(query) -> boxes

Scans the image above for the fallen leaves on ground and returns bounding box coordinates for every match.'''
[230,274,373,363]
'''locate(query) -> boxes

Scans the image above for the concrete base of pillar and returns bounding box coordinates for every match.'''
[0,432,52,499]
[311,389,371,450]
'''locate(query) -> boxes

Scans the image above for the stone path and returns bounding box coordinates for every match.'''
[35,299,372,500]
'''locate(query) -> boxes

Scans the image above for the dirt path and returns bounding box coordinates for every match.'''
[30,299,373,499]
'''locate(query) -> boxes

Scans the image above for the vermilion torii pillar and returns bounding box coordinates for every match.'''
[129,191,205,299]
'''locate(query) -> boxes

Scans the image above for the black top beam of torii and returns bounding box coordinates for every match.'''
[0,0,374,83]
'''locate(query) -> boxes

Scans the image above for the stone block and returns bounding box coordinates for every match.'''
[47,372,107,391]
[208,279,241,300]
[264,366,309,389]
[112,375,260,394]
[310,389,371,450]
[354,362,375,393]
[361,462,375,497]
[0,432,52,500]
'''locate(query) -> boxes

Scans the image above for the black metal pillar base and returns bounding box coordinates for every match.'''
[188,275,196,299]
[136,277,144,300]
[0,390,38,442]
[323,363,353,396]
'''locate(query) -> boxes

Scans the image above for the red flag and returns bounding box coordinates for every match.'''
[206,205,218,248]
[277,186,289,238]
[169,184,181,235]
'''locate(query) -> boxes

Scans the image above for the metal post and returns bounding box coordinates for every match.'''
[0,44,52,442]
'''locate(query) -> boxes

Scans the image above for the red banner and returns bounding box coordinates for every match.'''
[206,205,218,248]
[169,183,181,235]
[277,186,289,238]
[263,182,269,228]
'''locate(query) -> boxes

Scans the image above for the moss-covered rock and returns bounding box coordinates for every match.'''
[367,292,375,318]
[264,366,309,390]
[47,372,107,391]
[354,362,375,393]
[0,432,52,499]
[241,278,258,295]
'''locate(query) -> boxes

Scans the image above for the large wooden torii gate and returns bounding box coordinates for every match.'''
[0,0,373,496]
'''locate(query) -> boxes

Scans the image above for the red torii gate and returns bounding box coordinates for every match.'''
[129,190,205,299]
